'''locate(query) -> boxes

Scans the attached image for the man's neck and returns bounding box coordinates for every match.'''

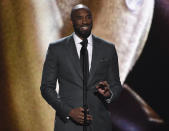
[75,33,90,40]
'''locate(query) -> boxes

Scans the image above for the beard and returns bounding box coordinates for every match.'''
[73,24,92,39]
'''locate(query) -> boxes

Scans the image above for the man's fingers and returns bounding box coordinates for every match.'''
[80,114,93,120]
[80,119,84,124]
[100,81,109,87]
[79,112,84,118]
[97,88,105,94]
[78,115,84,120]
[75,107,93,124]
[104,87,109,93]
[87,114,93,120]
[78,114,93,124]
[97,86,111,97]
[79,107,84,111]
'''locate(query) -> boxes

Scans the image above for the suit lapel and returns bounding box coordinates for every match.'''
[65,35,102,85]
[66,35,83,79]
[88,35,101,85]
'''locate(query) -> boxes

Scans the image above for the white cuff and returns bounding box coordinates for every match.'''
[66,116,70,120]
[105,89,113,103]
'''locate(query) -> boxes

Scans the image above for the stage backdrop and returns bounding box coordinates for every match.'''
[0,0,155,130]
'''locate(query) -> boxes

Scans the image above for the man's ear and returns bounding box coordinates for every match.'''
[70,20,73,26]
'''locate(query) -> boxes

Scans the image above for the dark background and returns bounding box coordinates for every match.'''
[125,0,169,122]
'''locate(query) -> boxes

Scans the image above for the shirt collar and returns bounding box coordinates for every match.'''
[73,32,93,46]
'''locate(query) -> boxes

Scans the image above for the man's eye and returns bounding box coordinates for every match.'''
[87,16,92,19]
[76,16,82,19]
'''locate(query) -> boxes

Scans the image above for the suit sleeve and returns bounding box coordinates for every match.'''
[107,45,122,103]
[40,44,72,122]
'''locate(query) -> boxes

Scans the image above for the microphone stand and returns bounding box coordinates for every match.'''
[81,39,88,131]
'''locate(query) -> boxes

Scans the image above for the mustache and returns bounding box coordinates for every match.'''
[80,24,91,27]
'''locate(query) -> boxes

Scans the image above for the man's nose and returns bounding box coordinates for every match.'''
[82,17,87,24]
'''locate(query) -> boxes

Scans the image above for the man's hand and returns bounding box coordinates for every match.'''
[69,107,93,124]
[96,81,111,97]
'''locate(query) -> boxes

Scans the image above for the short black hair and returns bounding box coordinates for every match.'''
[71,4,91,20]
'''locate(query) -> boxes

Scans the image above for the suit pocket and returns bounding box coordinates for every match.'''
[99,58,109,63]
[96,58,109,73]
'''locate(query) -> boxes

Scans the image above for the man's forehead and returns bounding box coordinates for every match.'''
[71,4,91,16]
[73,8,91,15]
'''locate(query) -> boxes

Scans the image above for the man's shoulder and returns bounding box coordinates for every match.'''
[93,35,115,47]
[49,34,73,47]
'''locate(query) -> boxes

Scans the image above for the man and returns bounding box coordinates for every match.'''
[40,4,122,131]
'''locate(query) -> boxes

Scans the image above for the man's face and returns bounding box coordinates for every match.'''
[71,9,93,39]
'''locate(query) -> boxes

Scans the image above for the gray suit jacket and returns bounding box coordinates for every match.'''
[40,34,122,131]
